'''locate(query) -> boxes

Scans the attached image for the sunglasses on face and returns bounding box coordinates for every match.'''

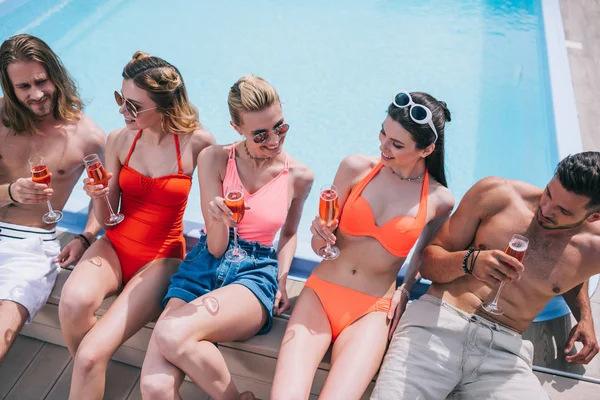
[392,91,438,143]
[251,123,290,144]
[114,91,157,118]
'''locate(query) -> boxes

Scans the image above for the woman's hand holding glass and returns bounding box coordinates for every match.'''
[82,174,112,198]
[310,215,339,248]
[82,154,124,226]
[207,196,242,227]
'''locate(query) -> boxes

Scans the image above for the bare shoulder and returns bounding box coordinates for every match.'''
[76,113,106,150]
[286,154,314,194]
[106,127,134,149]
[338,153,378,179]
[468,176,522,206]
[581,223,600,265]
[198,142,230,165]
[428,178,455,218]
[188,128,216,152]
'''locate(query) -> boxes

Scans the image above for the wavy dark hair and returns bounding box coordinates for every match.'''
[387,91,451,187]
[0,34,82,135]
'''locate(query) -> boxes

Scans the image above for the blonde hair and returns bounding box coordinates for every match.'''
[122,51,201,134]
[0,34,82,135]
[228,74,280,126]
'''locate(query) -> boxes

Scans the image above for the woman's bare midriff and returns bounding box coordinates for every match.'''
[311,231,404,299]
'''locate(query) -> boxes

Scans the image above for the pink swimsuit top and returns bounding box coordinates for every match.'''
[222,143,289,247]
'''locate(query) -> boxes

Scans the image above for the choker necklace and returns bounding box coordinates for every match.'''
[390,167,424,181]
[243,141,270,161]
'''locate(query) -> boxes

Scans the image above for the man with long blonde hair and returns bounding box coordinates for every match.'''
[0,34,105,362]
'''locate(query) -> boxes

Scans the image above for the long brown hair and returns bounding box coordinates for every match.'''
[0,34,82,135]
[122,51,201,134]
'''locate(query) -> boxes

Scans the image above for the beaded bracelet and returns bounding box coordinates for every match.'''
[397,287,411,300]
[7,182,19,203]
[462,248,476,274]
[469,249,481,274]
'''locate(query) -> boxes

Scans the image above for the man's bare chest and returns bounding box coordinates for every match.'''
[0,132,85,182]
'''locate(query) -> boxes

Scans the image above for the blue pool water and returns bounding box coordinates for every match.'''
[0,0,558,242]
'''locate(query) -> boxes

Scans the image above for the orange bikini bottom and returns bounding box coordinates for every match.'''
[305,274,392,342]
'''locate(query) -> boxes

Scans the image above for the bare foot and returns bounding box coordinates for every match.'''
[240,391,255,400]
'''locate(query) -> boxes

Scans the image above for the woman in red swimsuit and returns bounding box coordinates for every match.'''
[58,51,215,399]
[272,91,456,399]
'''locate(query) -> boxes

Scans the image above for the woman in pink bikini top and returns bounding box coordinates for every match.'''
[139,74,314,399]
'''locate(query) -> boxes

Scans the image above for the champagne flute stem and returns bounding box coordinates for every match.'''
[233,226,240,256]
[490,281,506,308]
[103,194,117,217]
[46,200,56,217]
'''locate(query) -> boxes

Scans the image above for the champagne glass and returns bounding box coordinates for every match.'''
[83,154,124,227]
[224,184,247,262]
[481,234,529,315]
[317,184,340,260]
[29,156,63,224]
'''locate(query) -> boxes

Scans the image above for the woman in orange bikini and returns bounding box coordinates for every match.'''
[139,75,314,400]
[271,91,456,399]
[58,51,215,399]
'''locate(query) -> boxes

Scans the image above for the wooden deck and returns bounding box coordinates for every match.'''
[2,333,600,400]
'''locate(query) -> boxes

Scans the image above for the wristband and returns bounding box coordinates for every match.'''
[8,182,19,203]
[397,287,410,300]
[462,248,476,274]
[77,234,91,249]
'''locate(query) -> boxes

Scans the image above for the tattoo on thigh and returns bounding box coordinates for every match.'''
[281,329,296,346]
[200,296,220,316]
[89,257,102,267]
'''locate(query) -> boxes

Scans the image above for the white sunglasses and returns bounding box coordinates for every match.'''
[392,90,438,143]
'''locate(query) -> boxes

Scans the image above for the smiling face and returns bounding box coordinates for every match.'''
[537,176,600,230]
[232,102,287,158]
[379,115,433,169]
[118,78,161,130]
[7,60,56,118]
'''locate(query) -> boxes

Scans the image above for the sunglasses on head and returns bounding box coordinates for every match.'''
[392,91,438,143]
[251,123,290,144]
[114,91,157,118]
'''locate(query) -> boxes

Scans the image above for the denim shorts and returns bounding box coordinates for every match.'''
[163,232,279,335]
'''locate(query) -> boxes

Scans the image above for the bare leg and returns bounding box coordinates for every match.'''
[0,300,28,362]
[140,299,186,400]
[58,237,121,357]
[68,257,180,400]
[319,312,388,399]
[151,284,267,400]
[271,287,332,400]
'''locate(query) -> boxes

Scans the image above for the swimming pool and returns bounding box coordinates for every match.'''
[0,1,587,315]
[1,0,561,237]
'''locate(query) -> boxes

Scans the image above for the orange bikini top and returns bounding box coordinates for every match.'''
[338,162,429,257]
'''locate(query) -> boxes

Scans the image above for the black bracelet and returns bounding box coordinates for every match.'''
[469,249,481,274]
[7,182,18,203]
[77,234,91,249]
[462,248,476,274]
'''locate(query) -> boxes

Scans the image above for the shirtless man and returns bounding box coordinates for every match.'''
[0,34,105,362]
[372,151,600,399]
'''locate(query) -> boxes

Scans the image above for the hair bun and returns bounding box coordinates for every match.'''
[132,51,150,62]
[438,101,452,122]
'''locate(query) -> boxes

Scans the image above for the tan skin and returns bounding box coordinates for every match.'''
[422,175,600,365]
[0,61,104,361]
[271,116,454,400]
[139,102,314,400]
[57,78,215,400]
